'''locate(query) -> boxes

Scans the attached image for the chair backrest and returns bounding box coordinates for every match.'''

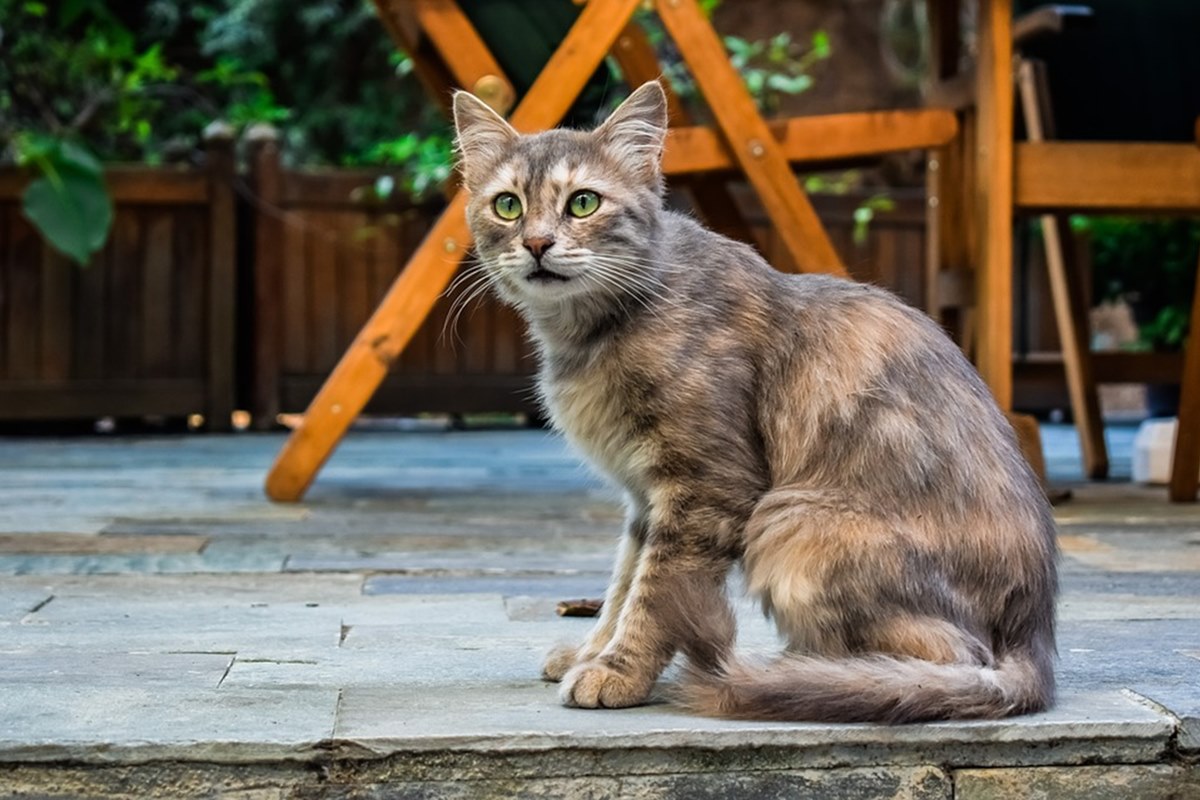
[1014,0,1200,142]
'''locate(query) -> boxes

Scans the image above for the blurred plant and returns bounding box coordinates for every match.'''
[804,171,897,246]
[722,31,831,115]
[639,2,831,116]
[0,0,279,262]
[357,132,454,202]
[1072,216,1200,351]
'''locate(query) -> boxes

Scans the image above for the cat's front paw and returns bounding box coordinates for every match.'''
[542,642,581,682]
[559,661,652,708]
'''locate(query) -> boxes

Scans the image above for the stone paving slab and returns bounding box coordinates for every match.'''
[0,426,1198,798]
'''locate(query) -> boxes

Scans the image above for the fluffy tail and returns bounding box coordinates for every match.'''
[678,648,1053,723]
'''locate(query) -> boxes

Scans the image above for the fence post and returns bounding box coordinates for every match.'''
[246,123,283,429]
[203,120,237,432]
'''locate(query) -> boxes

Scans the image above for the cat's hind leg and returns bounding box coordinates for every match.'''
[743,486,990,665]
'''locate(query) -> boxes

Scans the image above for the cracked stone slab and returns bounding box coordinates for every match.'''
[0,587,53,623]
[0,651,232,688]
[1130,684,1200,753]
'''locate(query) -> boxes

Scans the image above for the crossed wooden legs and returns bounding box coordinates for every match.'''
[264,0,956,501]
[264,0,646,501]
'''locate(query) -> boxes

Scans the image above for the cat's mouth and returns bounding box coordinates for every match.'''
[526,267,571,284]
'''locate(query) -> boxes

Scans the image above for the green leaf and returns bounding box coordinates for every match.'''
[811,30,832,59]
[765,74,813,95]
[22,164,113,265]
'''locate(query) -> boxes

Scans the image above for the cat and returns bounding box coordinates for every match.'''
[451,80,1057,723]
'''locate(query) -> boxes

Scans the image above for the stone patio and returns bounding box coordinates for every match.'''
[0,424,1198,798]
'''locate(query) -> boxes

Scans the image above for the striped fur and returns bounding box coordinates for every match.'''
[452,82,1057,722]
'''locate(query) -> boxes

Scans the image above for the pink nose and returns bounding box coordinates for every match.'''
[523,237,555,259]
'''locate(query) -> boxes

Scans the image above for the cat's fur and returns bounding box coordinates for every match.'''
[452,81,1057,723]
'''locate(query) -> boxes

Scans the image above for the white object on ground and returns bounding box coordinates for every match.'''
[1132,417,1193,484]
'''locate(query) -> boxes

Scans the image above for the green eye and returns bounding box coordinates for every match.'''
[493,193,523,220]
[567,190,601,218]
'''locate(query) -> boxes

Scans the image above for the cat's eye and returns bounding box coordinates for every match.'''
[567,190,601,218]
[493,193,523,221]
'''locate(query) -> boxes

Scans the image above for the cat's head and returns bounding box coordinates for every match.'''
[452,81,668,311]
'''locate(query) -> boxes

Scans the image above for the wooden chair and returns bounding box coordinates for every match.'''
[929,1,1200,499]
[263,0,959,501]
[1168,122,1200,502]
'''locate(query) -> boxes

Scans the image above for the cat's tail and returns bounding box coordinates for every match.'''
[666,579,1054,723]
[676,646,1053,723]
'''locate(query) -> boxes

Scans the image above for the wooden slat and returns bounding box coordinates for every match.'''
[411,0,515,113]
[173,207,206,377]
[38,246,73,382]
[75,222,108,380]
[0,380,207,418]
[265,0,644,501]
[280,169,430,211]
[0,169,208,204]
[1170,252,1200,501]
[141,212,175,376]
[281,216,309,374]
[1017,58,1107,479]
[973,0,1015,409]
[610,21,759,246]
[372,0,459,116]
[308,212,340,371]
[279,374,536,416]
[107,211,143,380]
[1016,351,1184,385]
[6,210,40,380]
[251,134,285,425]
[1015,142,1200,212]
[657,0,844,275]
[205,132,237,431]
[662,110,959,176]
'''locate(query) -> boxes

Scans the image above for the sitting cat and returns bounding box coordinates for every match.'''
[452,81,1057,723]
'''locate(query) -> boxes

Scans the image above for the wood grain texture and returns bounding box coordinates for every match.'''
[1015,142,1200,212]
[657,0,844,275]
[1017,58,1107,479]
[973,0,1015,409]
[265,0,644,501]
[662,111,959,176]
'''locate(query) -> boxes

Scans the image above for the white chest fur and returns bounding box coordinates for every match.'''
[544,369,653,491]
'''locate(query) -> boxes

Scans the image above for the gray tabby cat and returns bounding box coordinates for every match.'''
[452,81,1057,723]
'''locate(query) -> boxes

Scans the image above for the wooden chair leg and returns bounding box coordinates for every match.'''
[655,0,846,276]
[1016,58,1107,479]
[265,0,644,501]
[973,0,1015,410]
[1169,256,1200,502]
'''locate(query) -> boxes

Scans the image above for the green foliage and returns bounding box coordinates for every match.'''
[357,132,454,202]
[1071,216,1200,350]
[12,134,113,265]
[723,31,831,114]
[1,0,862,258]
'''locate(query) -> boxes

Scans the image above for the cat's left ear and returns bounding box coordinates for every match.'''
[596,81,668,186]
[453,91,519,190]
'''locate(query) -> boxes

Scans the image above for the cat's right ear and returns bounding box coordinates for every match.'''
[452,91,518,190]
[596,81,669,188]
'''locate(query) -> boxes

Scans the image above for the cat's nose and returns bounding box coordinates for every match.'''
[523,236,555,260]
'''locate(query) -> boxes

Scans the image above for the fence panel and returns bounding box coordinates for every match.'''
[0,130,236,427]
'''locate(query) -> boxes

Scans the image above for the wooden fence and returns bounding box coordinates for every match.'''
[0,128,236,428]
[0,140,968,426]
